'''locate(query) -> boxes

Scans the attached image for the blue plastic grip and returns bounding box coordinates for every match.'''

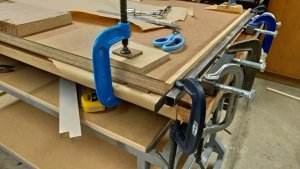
[162,35,185,52]
[153,34,174,48]
[249,13,277,53]
[92,22,130,107]
[153,34,185,52]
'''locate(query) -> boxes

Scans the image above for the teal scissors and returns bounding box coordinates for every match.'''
[153,28,185,52]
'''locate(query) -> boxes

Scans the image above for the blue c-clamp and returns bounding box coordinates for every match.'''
[169,78,206,169]
[249,12,277,53]
[92,0,130,107]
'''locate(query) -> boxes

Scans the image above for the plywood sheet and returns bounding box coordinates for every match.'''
[0,1,72,36]
[19,12,169,74]
[0,100,136,169]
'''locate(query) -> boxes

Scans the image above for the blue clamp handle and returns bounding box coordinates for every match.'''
[92,22,130,107]
[153,34,185,52]
[170,78,206,155]
[249,13,277,53]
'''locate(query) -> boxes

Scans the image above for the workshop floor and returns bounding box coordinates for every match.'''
[0,78,299,169]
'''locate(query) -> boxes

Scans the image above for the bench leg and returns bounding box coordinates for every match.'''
[137,158,150,169]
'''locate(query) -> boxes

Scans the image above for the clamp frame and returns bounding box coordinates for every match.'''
[93,22,130,107]
[248,12,278,53]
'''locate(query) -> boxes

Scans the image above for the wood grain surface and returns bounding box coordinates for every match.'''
[0,1,72,36]
[0,99,137,169]
[266,0,300,80]
[0,57,171,152]
[0,0,249,94]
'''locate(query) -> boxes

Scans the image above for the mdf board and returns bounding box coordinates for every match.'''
[0,1,249,95]
[0,99,136,169]
[0,1,72,37]
[267,0,300,80]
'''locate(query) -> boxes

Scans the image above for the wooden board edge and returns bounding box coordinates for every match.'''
[82,120,147,152]
[0,35,167,94]
[0,143,38,169]
[18,13,72,37]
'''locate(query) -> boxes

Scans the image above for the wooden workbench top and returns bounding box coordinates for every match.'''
[0,0,249,95]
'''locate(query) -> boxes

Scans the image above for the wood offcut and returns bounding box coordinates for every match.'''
[0,2,72,37]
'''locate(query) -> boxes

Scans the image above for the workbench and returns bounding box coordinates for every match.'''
[0,0,268,168]
[0,0,251,121]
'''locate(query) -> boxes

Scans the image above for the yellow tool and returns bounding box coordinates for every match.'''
[81,91,105,113]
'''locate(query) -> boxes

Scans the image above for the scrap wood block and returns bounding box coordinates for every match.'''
[0,1,72,37]
[205,3,243,14]
[110,42,170,74]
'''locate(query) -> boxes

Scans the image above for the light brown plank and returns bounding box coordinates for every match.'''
[0,1,72,37]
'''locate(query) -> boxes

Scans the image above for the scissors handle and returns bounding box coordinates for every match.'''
[153,34,175,48]
[162,34,185,52]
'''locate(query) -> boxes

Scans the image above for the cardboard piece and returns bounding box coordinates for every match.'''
[13,0,189,31]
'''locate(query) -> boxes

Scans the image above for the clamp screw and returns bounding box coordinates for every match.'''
[215,83,256,100]
[255,28,278,37]
[233,58,266,72]
[120,46,131,55]
[276,22,282,27]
